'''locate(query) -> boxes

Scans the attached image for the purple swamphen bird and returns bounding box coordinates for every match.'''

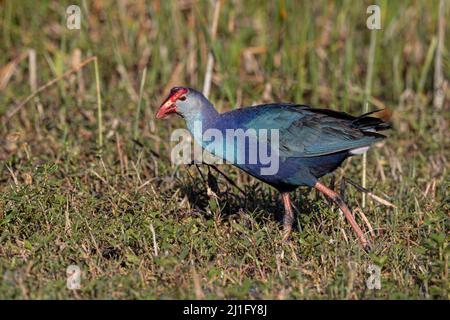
[156,87,389,251]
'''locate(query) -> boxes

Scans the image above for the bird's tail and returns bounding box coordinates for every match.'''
[352,109,391,133]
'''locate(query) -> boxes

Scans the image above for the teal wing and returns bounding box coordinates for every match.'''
[219,104,387,158]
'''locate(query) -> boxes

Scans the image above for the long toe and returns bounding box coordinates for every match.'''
[363,240,373,253]
[282,226,292,242]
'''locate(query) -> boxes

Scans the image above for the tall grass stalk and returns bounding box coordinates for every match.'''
[94,57,103,149]
[362,29,377,208]
[417,37,437,133]
[134,67,147,140]
[202,0,221,98]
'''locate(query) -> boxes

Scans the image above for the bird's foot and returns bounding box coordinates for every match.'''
[362,239,373,253]
[281,226,292,243]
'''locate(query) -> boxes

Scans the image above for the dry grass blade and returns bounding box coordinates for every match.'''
[134,67,147,140]
[354,207,375,238]
[433,0,446,110]
[202,0,222,98]
[0,52,27,91]
[149,223,159,257]
[362,28,378,208]
[94,57,103,148]
[344,178,397,208]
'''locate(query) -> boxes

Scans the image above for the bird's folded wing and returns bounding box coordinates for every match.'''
[237,104,385,158]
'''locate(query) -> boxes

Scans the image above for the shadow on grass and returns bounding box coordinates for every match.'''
[173,166,323,232]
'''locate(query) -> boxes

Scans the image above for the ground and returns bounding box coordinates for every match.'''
[0,1,448,299]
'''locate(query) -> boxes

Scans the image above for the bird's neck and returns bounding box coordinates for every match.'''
[184,101,219,144]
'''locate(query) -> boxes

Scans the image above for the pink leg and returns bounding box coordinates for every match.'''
[281,192,294,241]
[314,181,372,252]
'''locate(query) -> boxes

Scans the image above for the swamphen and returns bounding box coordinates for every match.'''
[156,87,389,251]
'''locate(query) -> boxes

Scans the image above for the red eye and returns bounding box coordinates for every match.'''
[179,96,186,101]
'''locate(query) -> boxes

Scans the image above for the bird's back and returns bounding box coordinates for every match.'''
[207,103,389,189]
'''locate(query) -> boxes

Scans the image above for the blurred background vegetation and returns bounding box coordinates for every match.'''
[0,0,448,299]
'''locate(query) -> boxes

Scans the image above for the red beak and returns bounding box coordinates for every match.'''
[156,98,176,119]
[156,87,188,119]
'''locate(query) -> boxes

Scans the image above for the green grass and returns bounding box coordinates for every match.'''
[0,0,448,299]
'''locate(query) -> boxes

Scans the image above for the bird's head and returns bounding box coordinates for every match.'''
[156,87,208,119]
